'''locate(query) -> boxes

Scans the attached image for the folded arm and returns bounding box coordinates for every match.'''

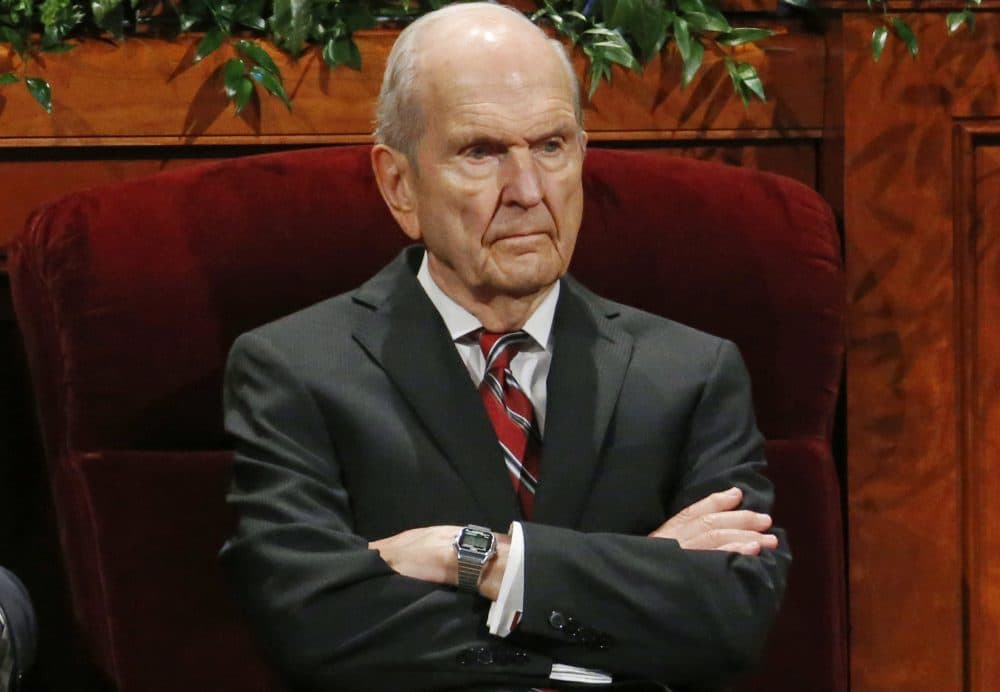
[221,333,552,691]
[223,333,788,690]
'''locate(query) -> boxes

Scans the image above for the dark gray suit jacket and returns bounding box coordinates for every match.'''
[221,246,790,692]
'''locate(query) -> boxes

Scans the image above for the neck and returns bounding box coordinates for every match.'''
[466,290,553,333]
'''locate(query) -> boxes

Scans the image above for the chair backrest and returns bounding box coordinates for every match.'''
[10,145,846,692]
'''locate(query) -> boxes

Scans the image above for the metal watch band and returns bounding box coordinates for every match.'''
[457,559,483,592]
[454,525,496,593]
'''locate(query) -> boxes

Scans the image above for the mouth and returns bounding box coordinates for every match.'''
[493,230,550,243]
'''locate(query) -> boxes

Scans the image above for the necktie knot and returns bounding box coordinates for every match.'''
[479,330,532,373]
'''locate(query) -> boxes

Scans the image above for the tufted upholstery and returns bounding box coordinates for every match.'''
[9,145,846,692]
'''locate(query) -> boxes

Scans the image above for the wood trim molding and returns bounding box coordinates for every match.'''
[953,118,1000,692]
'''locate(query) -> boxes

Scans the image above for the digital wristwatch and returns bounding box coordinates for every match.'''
[453,525,497,593]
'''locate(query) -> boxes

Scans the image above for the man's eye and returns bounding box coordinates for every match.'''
[465,144,497,160]
[541,139,564,154]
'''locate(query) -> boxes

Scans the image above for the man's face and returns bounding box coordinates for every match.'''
[400,28,586,304]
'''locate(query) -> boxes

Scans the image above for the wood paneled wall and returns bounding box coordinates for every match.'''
[2,5,998,690]
[843,9,1000,690]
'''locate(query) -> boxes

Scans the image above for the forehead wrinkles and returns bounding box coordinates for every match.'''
[448,98,578,140]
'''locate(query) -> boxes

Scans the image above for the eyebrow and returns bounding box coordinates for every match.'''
[452,124,578,151]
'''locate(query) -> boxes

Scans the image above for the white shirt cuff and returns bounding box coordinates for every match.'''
[486,521,524,636]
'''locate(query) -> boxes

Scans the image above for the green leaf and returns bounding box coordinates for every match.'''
[91,0,124,39]
[871,25,888,62]
[724,59,765,106]
[40,0,85,42]
[680,38,703,87]
[25,76,52,113]
[233,3,266,31]
[194,28,225,62]
[618,1,671,62]
[323,34,361,70]
[250,64,291,110]
[322,35,362,70]
[946,11,965,33]
[677,0,730,32]
[583,27,640,71]
[343,3,376,32]
[736,62,765,101]
[234,76,253,114]
[780,0,814,8]
[947,9,974,33]
[724,59,750,106]
[268,0,312,56]
[236,39,280,78]
[716,27,775,46]
[892,17,918,58]
[223,57,245,97]
[0,25,26,54]
[179,13,201,32]
[674,15,691,60]
[211,1,236,32]
[603,0,669,59]
[0,72,18,86]
[586,56,612,99]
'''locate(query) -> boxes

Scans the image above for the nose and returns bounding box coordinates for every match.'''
[500,149,543,208]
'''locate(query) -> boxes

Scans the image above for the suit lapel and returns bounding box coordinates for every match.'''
[534,277,634,528]
[351,248,521,528]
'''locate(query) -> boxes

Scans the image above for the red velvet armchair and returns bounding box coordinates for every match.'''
[9,145,846,692]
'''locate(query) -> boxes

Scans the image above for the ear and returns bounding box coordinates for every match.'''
[371,144,422,241]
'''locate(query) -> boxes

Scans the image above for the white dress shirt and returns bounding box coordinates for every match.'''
[416,254,611,686]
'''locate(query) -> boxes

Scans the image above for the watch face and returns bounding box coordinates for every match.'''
[459,527,494,553]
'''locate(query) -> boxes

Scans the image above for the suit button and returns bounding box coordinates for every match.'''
[548,610,567,630]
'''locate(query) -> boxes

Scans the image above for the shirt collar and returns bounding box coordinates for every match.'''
[416,249,559,350]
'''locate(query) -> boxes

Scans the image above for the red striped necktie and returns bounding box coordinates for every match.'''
[478,331,542,519]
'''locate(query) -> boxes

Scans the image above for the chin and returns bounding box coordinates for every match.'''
[497,269,562,297]
[486,249,565,294]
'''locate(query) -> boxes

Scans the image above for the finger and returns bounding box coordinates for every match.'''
[656,487,744,535]
[681,529,779,551]
[716,541,764,555]
[653,508,770,545]
[705,510,771,532]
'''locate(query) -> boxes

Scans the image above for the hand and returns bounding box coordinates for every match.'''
[369,525,510,600]
[369,525,461,585]
[649,487,778,556]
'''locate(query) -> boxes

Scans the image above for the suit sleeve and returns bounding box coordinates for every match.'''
[516,340,790,690]
[220,332,553,691]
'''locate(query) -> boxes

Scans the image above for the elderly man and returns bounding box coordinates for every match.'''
[221,4,789,691]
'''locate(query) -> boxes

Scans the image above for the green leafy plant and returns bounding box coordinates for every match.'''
[0,0,982,116]
[531,0,773,105]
